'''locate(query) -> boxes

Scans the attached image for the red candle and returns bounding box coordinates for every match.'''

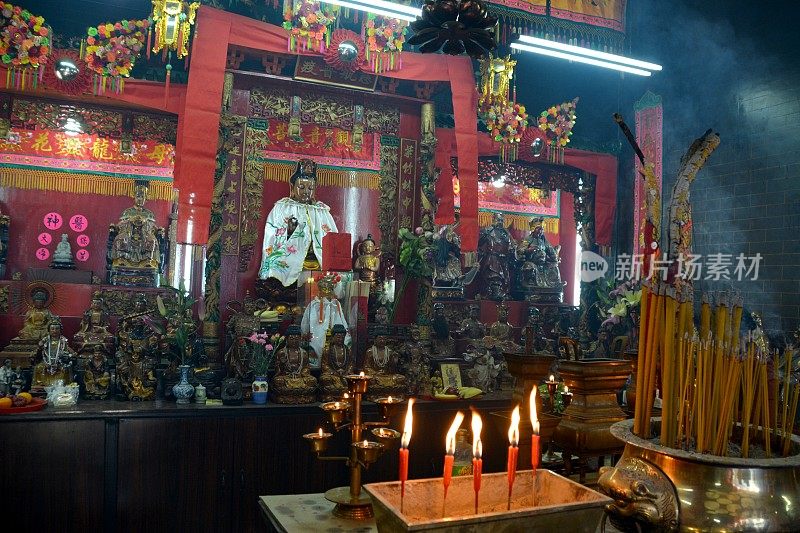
[442,411,464,503]
[507,405,520,510]
[471,411,483,514]
[530,388,541,474]
[399,399,414,512]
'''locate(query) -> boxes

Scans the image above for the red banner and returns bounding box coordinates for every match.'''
[0,128,174,177]
[633,92,663,255]
[261,121,379,170]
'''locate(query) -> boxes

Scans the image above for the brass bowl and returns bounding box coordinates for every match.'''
[372,427,401,450]
[599,418,800,532]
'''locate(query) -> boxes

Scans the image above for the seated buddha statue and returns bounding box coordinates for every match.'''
[489,301,520,352]
[354,234,381,288]
[117,344,157,401]
[30,318,77,395]
[514,217,564,301]
[0,286,57,369]
[319,324,354,402]
[258,159,338,287]
[74,293,116,356]
[364,329,406,401]
[109,181,166,287]
[16,288,55,343]
[270,325,318,404]
[82,345,112,400]
[116,293,159,362]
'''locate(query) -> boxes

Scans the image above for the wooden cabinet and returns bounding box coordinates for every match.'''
[0,419,106,532]
[116,417,233,533]
[0,396,511,532]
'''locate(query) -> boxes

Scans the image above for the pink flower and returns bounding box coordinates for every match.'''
[265,344,274,351]
[276,227,286,236]
[287,244,297,254]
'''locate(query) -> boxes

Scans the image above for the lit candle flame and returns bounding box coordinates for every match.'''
[334,401,340,409]
[318,428,323,437]
[564,385,569,393]
[549,374,555,382]
[471,411,483,459]
[445,411,465,455]
[401,398,415,449]
[363,439,368,446]
[344,393,350,399]
[508,405,520,447]
[359,371,365,377]
[529,388,540,436]
[388,395,393,402]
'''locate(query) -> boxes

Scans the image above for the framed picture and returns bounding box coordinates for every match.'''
[440,363,462,389]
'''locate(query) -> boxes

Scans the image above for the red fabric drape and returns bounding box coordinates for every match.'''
[172,6,479,247]
[563,148,616,247]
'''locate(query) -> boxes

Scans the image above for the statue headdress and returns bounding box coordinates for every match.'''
[290,158,317,184]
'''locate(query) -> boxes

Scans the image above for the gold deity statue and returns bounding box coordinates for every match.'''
[82,345,112,400]
[117,343,157,401]
[74,292,116,356]
[364,329,406,401]
[319,324,354,402]
[270,325,318,404]
[489,301,520,352]
[0,284,56,368]
[109,181,166,287]
[30,318,76,395]
[354,234,381,286]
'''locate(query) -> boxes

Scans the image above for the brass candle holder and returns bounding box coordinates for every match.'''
[303,373,401,520]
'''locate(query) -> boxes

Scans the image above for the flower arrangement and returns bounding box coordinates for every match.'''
[283,0,337,52]
[155,282,199,366]
[0,2,50,69]
[248,332,284,377]
[363,14,407,73]
[484,101,528,144]
[600,279,642,335]
[84,19,149,78]
[391,227,434,321]
[538,97,578,148]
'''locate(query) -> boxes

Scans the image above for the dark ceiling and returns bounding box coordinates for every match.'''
[25,1,152,38]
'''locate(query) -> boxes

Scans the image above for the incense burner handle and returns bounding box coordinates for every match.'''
[597,456,679,533]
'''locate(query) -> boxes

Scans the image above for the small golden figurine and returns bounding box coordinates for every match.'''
[30,318,76,395]
[16,288,55,342]
[489,301,520,352]
[82,345,112,400]
[117,344,157,401]
[270,325,318,404]
[354,234,381,286]
[74,292,116,356]
[319,324,353,402]
[364,329,406,401]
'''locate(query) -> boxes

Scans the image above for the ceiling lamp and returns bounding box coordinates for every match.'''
[511,34,661,77]
[323,0,421,22]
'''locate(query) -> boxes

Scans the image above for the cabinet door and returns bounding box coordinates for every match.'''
[116,417,233,533]
[231,414,349,533]
[0,419,106,531]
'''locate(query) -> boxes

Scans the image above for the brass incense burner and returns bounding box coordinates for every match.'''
[303,374,402,520]
[599,419,800,532]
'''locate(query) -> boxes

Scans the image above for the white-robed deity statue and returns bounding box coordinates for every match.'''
[258,159,338,286]
[300,273,351,367]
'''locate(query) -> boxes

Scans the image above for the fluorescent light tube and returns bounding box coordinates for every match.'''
[517,34,662,72]
[510,42,652,76]
[323,0,421,21]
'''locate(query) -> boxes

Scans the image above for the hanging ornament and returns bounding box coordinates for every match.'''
[282,0,337,53]
[324,29,365,73]
[477,55,527,163]
[149,0,199,60]
[537,97,578,163]
[83,19,149,95]
[407,0,497,58]
[42,49,91,95]
[363,14,407,73]
[0,1,51,91]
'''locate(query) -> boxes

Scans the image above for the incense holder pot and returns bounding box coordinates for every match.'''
[598,419,800,532]
[364,469,610,532]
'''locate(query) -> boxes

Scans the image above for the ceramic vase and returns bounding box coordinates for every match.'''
[251,375,268,404]
[172,365,195,404]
